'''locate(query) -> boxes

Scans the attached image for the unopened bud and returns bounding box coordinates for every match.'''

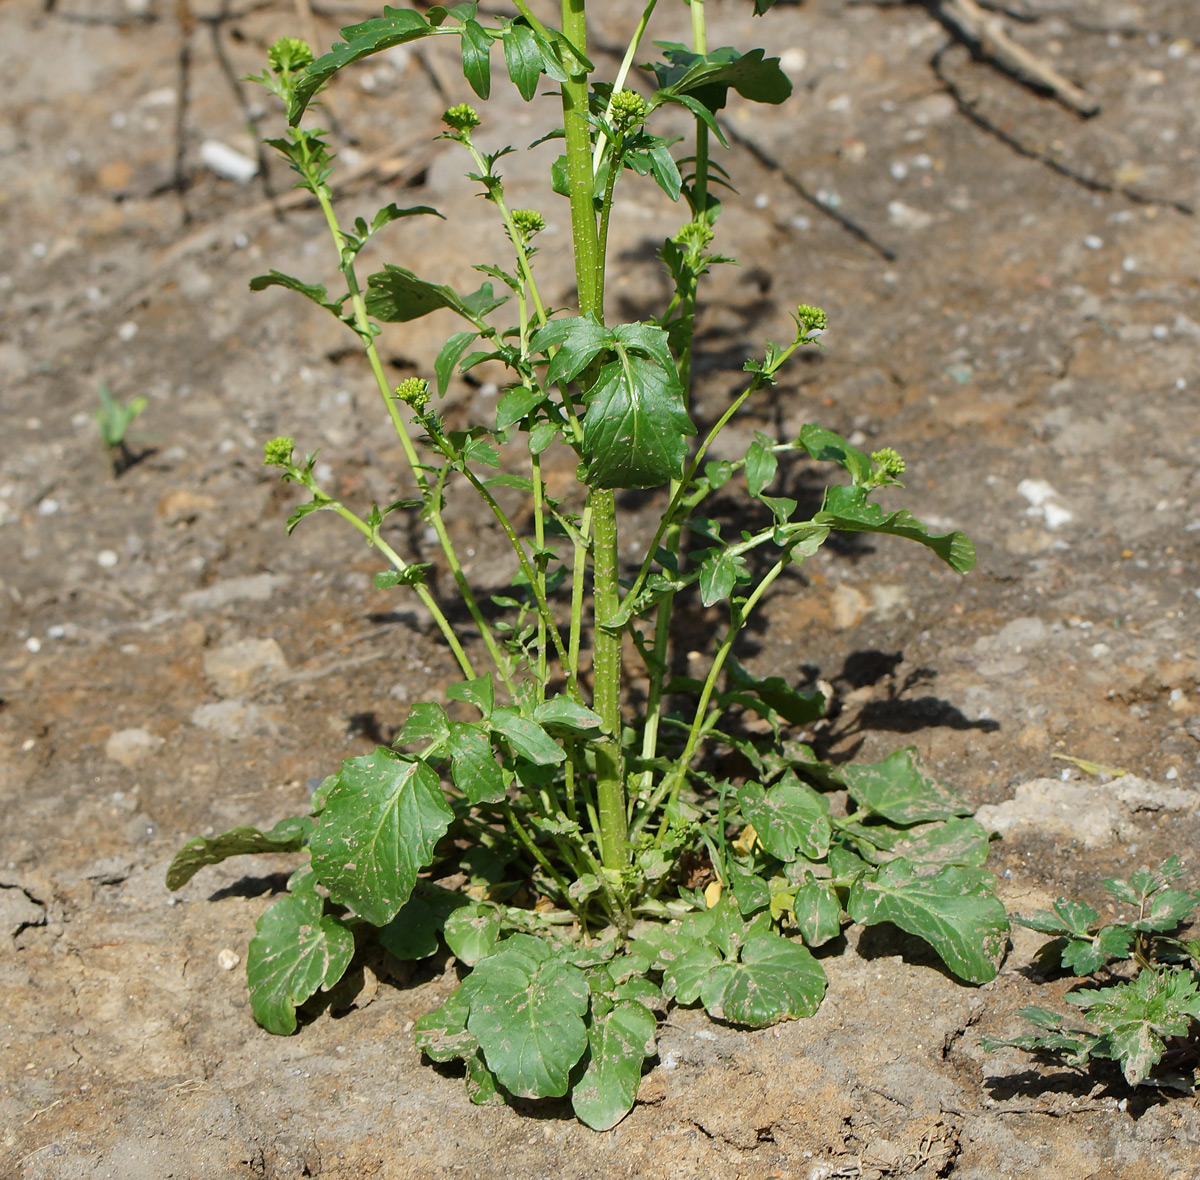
[267,37,314,75]
[442,103,481,134]
[794,304,828,335]
[510,208,546,243]
[395,377,430,411]
[610,89,649,133]
[263,435,295,469]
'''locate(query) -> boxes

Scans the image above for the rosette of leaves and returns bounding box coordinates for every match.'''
[983,858,1200,1089]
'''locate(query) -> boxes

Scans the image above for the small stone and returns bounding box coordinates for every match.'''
[887,201,933,230]
[203,638,289,697]
[180,574,288,611]
[116,321,138,342]
[190,700,277,741]
[25,637,41,653]
[199,140,259,184]
[217,948,240,971]
[105,727,164,768]
[37,498,60,516]
[832,584,869,630]
[1083,234,1104,250]
[97,550,119,568]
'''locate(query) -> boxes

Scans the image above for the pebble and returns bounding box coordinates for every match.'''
[190,700,277,741]
[217,949,240,971]
[888,200,933,230]
[105,727,164,768]
[116,321,138,342]
[203,637,289,697]
[25,637,41,653]
[37,498,60,516]
[199,140,259,184]
[97,550,119,568]
[1083,234,1104,249]
[180,573,288,611]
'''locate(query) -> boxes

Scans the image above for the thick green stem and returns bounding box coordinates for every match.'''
[560,0,627,871]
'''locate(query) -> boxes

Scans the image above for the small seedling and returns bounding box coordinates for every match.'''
[984,857,1200,1090]
[169,1,1007,1129]
[95,381,147,474]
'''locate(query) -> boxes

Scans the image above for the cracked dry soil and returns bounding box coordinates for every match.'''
[3,0,1200,1176]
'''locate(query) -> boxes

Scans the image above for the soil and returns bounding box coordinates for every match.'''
[3,0,1200,1176]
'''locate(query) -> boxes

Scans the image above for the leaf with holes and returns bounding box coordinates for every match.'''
[737,773,831,862]
[166,815,314,890]
[841,748,971,825]
[572,999,658,1130]
[700,933,827,1026]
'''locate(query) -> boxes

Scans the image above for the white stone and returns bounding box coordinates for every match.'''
[105,727,164,768]
[199,140,259,184]
[203,638,288,697]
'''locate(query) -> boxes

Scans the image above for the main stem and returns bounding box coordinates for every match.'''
[561,0,627,871]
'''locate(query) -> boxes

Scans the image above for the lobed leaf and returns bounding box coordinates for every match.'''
[701,933,827,1026]
[737,774,831,862]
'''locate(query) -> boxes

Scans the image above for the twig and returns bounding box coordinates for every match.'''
[933,0,1100,116]
[23,1098,63,1125]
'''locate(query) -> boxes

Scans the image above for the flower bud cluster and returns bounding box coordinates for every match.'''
[263,436,295,469]
[268,37,314,75]
[870,447,906,480]
[442,103,481,135]
[794,304,828,336]
[610,89,649,134]
[395,377,430,411]
[511,208,546,243]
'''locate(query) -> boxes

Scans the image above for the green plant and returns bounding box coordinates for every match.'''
[168,1,1008,1129]
[983,857,1200,1090]
[95,381,147,474]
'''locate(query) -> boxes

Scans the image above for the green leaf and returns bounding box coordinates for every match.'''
[503,21,542,100]
[378,895,441,960]
[249,271,348,319]
[309,749,453,926]
[246,890,354,1035]
[1061,936,1112,977]
[726,658,826,727]
[495,384,546,431]
[435,331,478,396]
[1068,968,1200,1085]
[662,940,722,1004]
[465,934,590,1097]
[374,564,431,589]
[745,439,778,496]
[166,816,314,890]
[398,700,451,747]
[448,721,506,804]
[799,424,872,485]
[444,902,503,965]
[701,933,827,1026]
[489,707,565,765]
[531,315,611,385]
[737,773,831,862]
[532,696,604,737]
[791,879,843,947]
[289,7,435,122]
[1136,890,1199,933]
[461,19,493,99]
[528,421,557,454]
[285,493,335,535]
[698,549,747,607]
[414,986,479,1063]
[647,43,792,113]
[847,860,1009,984]
[815,485,976,574]
[446,674,495,719]
[365,264,465,323]
[841,748,971,824]
[370,202,442,232]
[581,330,695,489]
[878,818,993,869]
[572,999,658,1130]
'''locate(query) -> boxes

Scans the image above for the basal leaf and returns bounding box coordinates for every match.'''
[414,985,479,1063]
[572,1000,658,1131]
[841,748,971,824]
[872,818,993,869]
[791,879,843,947]
[465,934,590,1097]
[581,336,694,489]
[378,895,441,960]
[166,816,314,890]
[661,941,721,1005]
[815,484,975,574]
[700,933,827,1026]
[848,860,1009,984]
[309,748,453,926]
[444,901,503,965]
[737,773,831,862]
[246,891,354,1035]
[290,7,435,122]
